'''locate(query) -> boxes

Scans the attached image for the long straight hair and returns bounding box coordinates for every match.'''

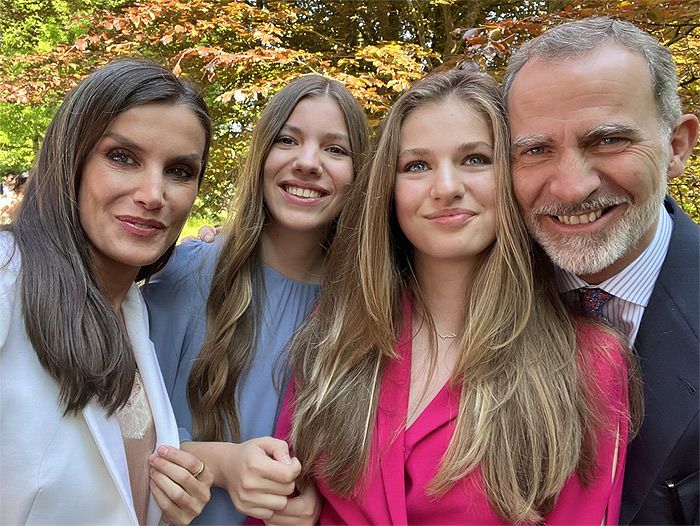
[289,69,637,522]
[6,58,211,415]
[188,74,370,442]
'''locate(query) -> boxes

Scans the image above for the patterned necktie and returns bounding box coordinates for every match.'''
[575,287,614,325]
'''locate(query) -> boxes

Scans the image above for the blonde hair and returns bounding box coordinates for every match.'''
[188,74,370,442]
[289,69,634,522]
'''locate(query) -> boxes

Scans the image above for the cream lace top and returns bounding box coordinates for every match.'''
[117,369,156,526]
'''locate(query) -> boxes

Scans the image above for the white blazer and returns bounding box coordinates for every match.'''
[0,237,179,525]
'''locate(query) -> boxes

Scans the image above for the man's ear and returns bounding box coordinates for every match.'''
[667,113,699,180]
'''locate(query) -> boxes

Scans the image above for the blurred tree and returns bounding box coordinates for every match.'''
[0,0,697,220]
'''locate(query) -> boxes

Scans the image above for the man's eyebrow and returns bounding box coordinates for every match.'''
[511,134,550,150]
[581,123,642,144]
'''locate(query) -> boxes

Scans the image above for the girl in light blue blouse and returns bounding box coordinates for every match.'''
[143,74,369,525]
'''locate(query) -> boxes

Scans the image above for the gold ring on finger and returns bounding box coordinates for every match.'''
[192,459,205,479]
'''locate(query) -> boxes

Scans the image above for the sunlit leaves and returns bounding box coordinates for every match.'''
[0,0,697,219]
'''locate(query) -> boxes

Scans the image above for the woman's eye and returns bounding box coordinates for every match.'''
[404,161,429,173]
[327,145,349,156]
[463,154,491,165]
[168,166,196,180]
[275,136,296,146]
[108,149,136,165]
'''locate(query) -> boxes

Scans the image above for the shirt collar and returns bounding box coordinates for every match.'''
[554,205,673,307]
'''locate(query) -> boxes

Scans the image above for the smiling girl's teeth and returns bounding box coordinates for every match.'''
[285,186,322,199]
[557,209,603,225]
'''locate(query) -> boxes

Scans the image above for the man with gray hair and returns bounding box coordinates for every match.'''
[504,17,699,524]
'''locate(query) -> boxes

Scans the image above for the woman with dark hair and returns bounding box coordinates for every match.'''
[143,74,370,524]
[0,58,213,525]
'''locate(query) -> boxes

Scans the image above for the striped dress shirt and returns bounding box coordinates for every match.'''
[555,206,673,345]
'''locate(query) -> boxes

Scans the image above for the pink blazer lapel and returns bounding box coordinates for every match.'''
[404,380,459,448]
[375,304,414,525]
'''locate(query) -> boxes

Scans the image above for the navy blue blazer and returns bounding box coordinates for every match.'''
[621,197,699,524]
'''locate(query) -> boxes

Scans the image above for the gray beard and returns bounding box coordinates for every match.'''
[526,179,667,277]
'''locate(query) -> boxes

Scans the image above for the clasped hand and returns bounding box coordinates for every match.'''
[149,445,213,526]
[222,437,319,525]
[180,436,319,525]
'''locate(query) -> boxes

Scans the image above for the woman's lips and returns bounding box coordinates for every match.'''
[116,215,166,236]
[425,208,474,226]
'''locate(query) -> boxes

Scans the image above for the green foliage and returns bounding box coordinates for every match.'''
[0,0,130,54]
[0,0,698,222]
[0,103,54,172]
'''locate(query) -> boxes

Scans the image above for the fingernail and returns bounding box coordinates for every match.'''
[148,453,157,464]
[282,454,292,464]
[158,445,168,456]
[204,234,213,242]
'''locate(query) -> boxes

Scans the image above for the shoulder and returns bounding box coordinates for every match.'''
[141,239,219,373]
[159,238,222,281]
[666,196,699,226]
[0,231,20,309]
[0,233,20,349]
[142,238,222,302]
[0,231,20,274]
[666,197,700,244]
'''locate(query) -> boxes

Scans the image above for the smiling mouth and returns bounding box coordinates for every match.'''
[555,209,605,225]
[117,215,165,229]
[283,185,325,199]
[116,215,166,237]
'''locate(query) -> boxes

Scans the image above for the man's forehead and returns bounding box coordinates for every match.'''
[506,49,658,134]
[507,45,652,97]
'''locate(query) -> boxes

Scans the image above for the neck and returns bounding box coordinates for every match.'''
[261,224,326,284]
[98,273,136,316]
[93,260,137,314]
[413,256,476,335]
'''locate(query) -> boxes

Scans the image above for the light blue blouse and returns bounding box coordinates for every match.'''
[143,238,319,525]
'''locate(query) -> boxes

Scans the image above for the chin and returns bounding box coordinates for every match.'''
[115,251,165,270]
[537,227,633,276]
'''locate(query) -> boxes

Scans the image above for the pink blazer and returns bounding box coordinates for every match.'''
[275,302,629,524]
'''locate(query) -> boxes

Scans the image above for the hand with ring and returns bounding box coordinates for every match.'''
[149,445,213,525]
[192,459,206,479]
